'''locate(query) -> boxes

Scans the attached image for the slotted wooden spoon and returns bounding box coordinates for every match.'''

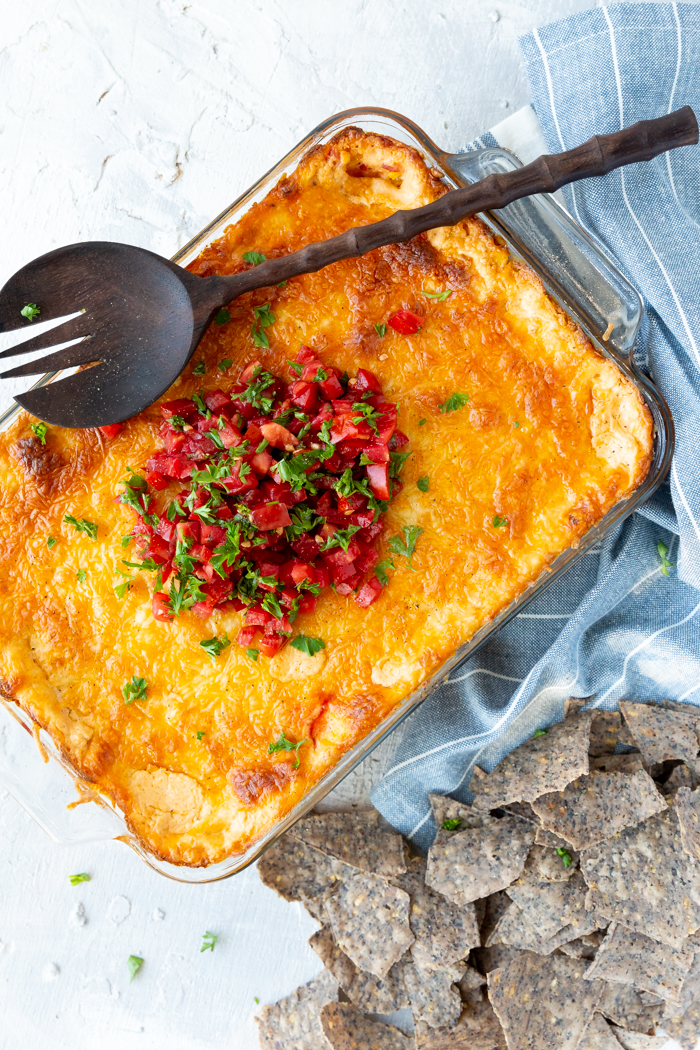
[0,106,696,429]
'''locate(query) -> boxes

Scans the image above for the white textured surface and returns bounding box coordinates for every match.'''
[0,2,600,1048]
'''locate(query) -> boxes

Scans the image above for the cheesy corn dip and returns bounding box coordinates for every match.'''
[0,129,653,866]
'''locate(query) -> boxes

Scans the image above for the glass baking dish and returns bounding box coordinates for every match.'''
[0,106,673,883]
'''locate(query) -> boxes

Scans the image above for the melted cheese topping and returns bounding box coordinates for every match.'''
[0,129,653,867]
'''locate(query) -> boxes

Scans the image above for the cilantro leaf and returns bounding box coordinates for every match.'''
[658,540,674,576]
[21,302,40,321]
[76,569,87,583]
[313,366,328,382]
[389,451,411,479]
[441,818,461,831]
[47,536,57,549]
[127,956,143,982]
[69,873,90,885]
[320,524,360,553]
[555,847,573,868]
[122,676,148,705]
[290,635,325,657]
[243,251,266,266]
[251,303,275,348]
[64,514,98,540]
[201,931,218,952]
[168,414,187,431]
[374,323,386,337]
[417,475,429,492]
[247,648,259,662]
[199,633,231,660]
[287,359,303,377]
[114,578,131,599]
[375,558,395,586]
[268,731,308,768]
[192,361,206,376]
[120,534,132,548]
[387,525,424,570]
[422,289,452,301]
[196,730,206,741]
[493,515,508,528]
[533,728,548,738]
[30,421,48,444]
[218,358,233,371]
[418,418,426,426]
[438,392,469,413]
[215,308,231,326]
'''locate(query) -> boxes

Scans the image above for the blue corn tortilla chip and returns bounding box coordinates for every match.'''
[325,871,414,979]
[320,1001,413,1050]
[308,925,408,1013]
[256,970,338,1050]
[403,958,464,1030]
[425,815,535,907]
[290,811,406,877]
[583,921,694,1004]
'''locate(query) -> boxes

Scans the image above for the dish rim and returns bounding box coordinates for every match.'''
[0,105,673,883]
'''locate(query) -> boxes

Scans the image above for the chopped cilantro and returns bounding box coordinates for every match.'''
[127,956,143,982]
[388,525,424,570]
[493,515,508,528]
[658,540,674,576]
[441,818,461,831]
[215,308,231,326]
[268,731,308,768]
[438,392,469,413]
[351,400,380,436]
[169,414,188,431]
[192,391,210,417]
[76,569,87,583]
[199,633,231,660]
[201,931,218,953]
[64,514,98,540]
[320,524,360,553]
[30,421,48,444]
[119,535,132,548]
[122,676,148,705]
[218,358,233,371]
[243,250,266,266]
[47,536,57,549]
[375,558,395,586]
[514,421,520,428]
[422,289,452,301]
[290,635,325,657]
[555,847,573,868]
[389,451,411,479]
[21,302,40,321]
[418,418,426,426]
[196,730,206,741]
[114,578,131,599]
[374,323,386,337]
[287,359,303,377]
[246,648,259,662]
[192,361,206,376]
[533,728,548,738]
[69,873,90,885]
[256,438,269,453]
[313,366,328,382]
[251,303,275,349]
[417,476,429,492]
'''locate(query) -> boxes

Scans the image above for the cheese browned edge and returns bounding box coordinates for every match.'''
[0,129,653,867]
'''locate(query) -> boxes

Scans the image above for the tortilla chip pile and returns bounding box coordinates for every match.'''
[255,700,700,1050]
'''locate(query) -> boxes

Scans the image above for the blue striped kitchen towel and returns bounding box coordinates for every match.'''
[372,2,700,851]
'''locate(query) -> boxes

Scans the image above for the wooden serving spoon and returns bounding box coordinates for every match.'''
[0,106,696,429]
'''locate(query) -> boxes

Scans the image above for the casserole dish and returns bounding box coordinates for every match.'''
[0,107,671,883]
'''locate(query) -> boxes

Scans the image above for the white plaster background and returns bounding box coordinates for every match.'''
[0,2,631,1048]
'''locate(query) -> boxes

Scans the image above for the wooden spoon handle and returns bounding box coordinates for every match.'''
[215,106,698,300]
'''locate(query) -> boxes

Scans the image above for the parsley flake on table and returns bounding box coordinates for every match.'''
[438,392,469,413]
[196,731,206,741]
[200,633,231,660]
[64,514,98,540]
[30,421,48,444]
[69,873,90,885]
[127,956,143,982]
[215,308,231,326]
[374,323,386,337]
[555,847,573,868]
[251,303,275,349]
[201,931,218,952]
[76,569,87,583]
[422,289,452,301]
[122,676,148,705]
[657,540,674,576]
[47,536,57,549]
[268,731,309,768]
[243,250,266,266]
[246,648,259,662]
[21,302,40,321]
[290,635,325,657]
[388,525,424,571]
[218,358,233,371]
[441,818,462,831]
[192,361,206,376]
[533,728,548,738]
[417,475,429,492]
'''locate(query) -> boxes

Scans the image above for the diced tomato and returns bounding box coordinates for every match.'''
[176,520,200,544]
[355,576,383,607]
[152,591,174,621]
[261,421,299,450]
[240,360,262,383]
[144,534,171,564]
[279,586,298,609]
[221,462,258,495]
[217,418,244,448]
[297,593,318,614]
[316,491,333,515]
[313,564,330,588]
[190,543,212,564]
[291,561,314,584]
[251,450,274,476]
[191,598,216,619]
[156,518,177,544]
[265,614,292,635]
[194,562,216,583]
[203,578,234,603]
[145,470,168,491]
[349,508,375,529]
[390,430,409,449]
[200,524,227,546]
[99,422,123,439]
[216,505,234,520]
[257,563,280,592]
[295,346,317,364]
[258,634,285,658]
[359,519,383,543]
[237,626,258,647]
[388,309,423,335]
[366,462,390,500]
[337,493,365,516]
[354,549,379,575]
[362,442,390,464]
[163,428,186,454]
[330,560,357,584]
[290,380,319,414]
[318,374,343,400]
[204,389,232,413]
[246,606,273,627]
[355,368,382,394]
[161,398,197,421]
[291,534,321,561]
[250,503,292,531]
